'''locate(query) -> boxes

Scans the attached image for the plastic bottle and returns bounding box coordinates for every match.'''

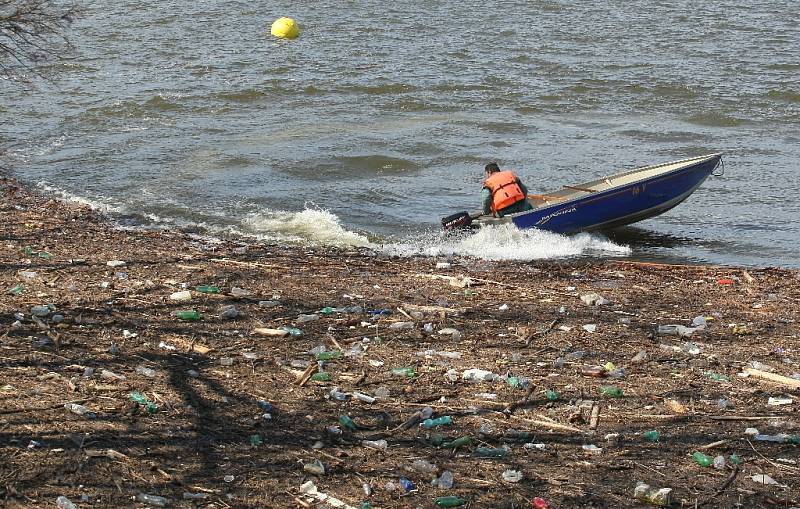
[315,350,343,361]
[362,439,388,451]
[713,455,726,469]
[339,415,357,431]
[7,284,23,296]
[433,470,454,489]
[634,482,672,506]
[391,366,416,377]
[399,477,415,492]
[545,389,558,401]
[136,493,168,507]
[474,446,509,458]
[442,436,471,448]
[422,416,453,428]
[176,310,200,321]
[195,285,219,293]
[692,451,713,467]
[320,307,335,315]
[435,496,466,507]
[600,385,624,398]
[56,496,77,509]
[643,430,660,442]
[64,403,96,419]
[310,372,331,382]
[279,326,303,337]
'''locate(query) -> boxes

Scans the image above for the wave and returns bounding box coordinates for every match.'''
[767,89,800,103]
[381,224,631,261]
[686,112,747,127]
[241,207,371,247]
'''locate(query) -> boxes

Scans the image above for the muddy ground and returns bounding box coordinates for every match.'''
[1,177,798,509]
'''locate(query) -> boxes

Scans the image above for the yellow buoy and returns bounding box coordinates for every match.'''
[271,17,299,39]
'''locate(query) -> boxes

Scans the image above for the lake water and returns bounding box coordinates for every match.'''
[2,1,799,267]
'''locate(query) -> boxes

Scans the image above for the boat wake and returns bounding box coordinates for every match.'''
[380,224,631,261]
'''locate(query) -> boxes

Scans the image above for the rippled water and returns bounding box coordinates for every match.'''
[2,1,799,266]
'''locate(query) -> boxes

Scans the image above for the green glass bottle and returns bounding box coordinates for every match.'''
[422,416,453,428]
[176,310,201,321]
[435,497,466,507]
[195,285,220,294]
[442,436,472,448]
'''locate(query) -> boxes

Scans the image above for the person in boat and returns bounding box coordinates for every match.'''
[481,162,533,217]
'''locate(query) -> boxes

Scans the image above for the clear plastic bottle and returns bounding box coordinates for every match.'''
[56,496,77,509]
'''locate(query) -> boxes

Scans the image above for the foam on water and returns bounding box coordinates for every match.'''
[35,182,123,214]
[241,207,371,247]
[381,224,631,261]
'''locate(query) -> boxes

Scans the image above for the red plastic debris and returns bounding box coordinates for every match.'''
[532,497,548,509]
[717,278,734,285]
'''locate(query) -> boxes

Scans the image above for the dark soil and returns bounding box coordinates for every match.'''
[1,177,798,508]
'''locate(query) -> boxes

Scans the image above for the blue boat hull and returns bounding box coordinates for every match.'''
[504,154,721,234]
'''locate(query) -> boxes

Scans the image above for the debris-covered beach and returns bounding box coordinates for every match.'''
[1,178,798,508]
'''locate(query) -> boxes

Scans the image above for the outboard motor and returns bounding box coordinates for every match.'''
[441,211,473,230]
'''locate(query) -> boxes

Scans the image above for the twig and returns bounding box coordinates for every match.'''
[589,403,600,430]
[697,465,739,507]
[698,440,727,450]
[525,319,560,346]
[746,439,800,472]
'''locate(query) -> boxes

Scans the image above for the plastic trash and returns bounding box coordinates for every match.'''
[643,430,660,442]
[315,350,343,361]
[600,385,623,398]
[56,496,78,509]
[7,284,23,296]
[767,396,793,406]
[502,469,523,482]
[391,366,416,377]
[279,326,303,336]
[175,310,200,321]
[462,368,498,382]
[634,482,672,506]
[545,389,558,401]
[297,313,320,323]
[170,290,192,301]
[704,371,729,382]
[532,497,549,509]
[135,366,156,378]
[580,293,609,306]
[433,470,454,489]
[339,415,357,431]
[303,460,325,475]
[442,436,472,449]
[65,403,96,419]
[411,459,438,474]
[136,493,168,507]
[474,446,509,458]
[353,392,376,403]
[713,455,726,469]
[389,321,414,330]
[362,439,388,451]
[195,285,219,293]
[310,372,331,382]
[399,477,415,492]
[422,416,453,428]
[582,444,603,454]
[249,434,263,446]
[435,496,466,507]
[631,350,648,363]
[581,366,607,378]
[692,451,713,467]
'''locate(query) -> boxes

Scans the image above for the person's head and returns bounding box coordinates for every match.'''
[484,162,500,177]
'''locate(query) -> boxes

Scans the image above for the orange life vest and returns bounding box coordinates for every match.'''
[484,171,525,213]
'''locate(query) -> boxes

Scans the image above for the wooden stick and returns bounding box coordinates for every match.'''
[743,368,800,389]
[589,403,600,430]
[698,440,727,450]
[296,364,317,386]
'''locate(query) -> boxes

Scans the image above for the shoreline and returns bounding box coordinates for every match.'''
[1,177,798,508]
